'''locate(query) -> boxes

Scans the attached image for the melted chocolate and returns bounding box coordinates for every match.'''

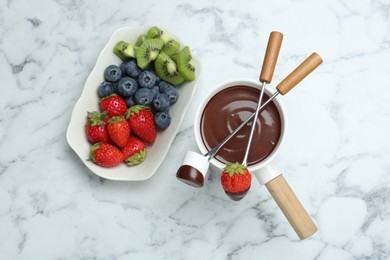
[200,86,281,166]
[176,165,204,188]
[225,188,250,201]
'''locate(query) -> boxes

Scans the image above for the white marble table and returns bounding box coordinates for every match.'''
[1,0,390,259]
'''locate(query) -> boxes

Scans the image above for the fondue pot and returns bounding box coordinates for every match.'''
[177,36,322,239]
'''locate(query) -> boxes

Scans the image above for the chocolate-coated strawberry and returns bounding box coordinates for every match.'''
[89,142,124,167]
[121,136,147,166]
[100,94,127,117]
[221,162,252,201]
[126,105,156,144]
[85,111,110,144]
[107,116,130,148]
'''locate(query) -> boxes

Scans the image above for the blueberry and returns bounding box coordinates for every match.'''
[158,81,171,92]
[97,82,115,98]
[150,106,158,115]
[138,71,157,88]
[154,111,171,130]
[104,65,122,83]
[112,82,118,93]
[119,63,127,76]
[125,96,136,108]
[152,93,170,112]
[162,85,179,105]
[118,77,138,98]
[151,86,159,99]
[146,66,160,84]
[122,60,141,78]
[155,75,161,84]
[134,88,154,105]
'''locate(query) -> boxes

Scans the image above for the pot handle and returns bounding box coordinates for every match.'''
[253,164,317,240]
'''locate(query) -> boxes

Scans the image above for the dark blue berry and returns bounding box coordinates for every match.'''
[104,65,122,83]
[146,66,160,84]
[119,62,127,76]
[112,82,118,93]
[118,77,138,98]
[122,60,141,78]
[138,71,157,88]
[154,111,171,130]
[152,93,170,112]
[134,88,154,105]
[97,82,115,98]
[155,75,161,84]
[162,85,179,105]
[158,81,171,92]
[125,96,136,108]
[151,86,159,99]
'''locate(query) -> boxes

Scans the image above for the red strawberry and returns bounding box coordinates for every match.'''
[126,105,156,144]
[220,162,252,201]
[107,116,130,148]
[100,94,127,117]
[121,136,147,166]
[85,111,111,144]
[89,142,124,167]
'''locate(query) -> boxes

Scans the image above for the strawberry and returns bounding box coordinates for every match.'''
[100,94,127,117]
[85,111,111,144]
[220,162,252,201]
[126,105,156,144]
[107,116,130,148]
[121,136,147,166]
[89,142,124,167]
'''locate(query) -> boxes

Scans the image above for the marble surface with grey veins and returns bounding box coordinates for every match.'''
[1,0,390,259]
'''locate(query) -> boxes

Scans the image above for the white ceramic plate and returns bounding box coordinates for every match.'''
[66,26,201,181]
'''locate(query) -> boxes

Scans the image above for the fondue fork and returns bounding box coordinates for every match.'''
[205,52,322,161]
[242,31,283,167]
[221,31,283,201]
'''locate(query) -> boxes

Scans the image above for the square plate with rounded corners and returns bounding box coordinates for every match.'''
[66,26,201,181]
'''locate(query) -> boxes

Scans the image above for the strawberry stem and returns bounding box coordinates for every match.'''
[88,143,101,162]
[126,105,149,119]
[224,162,246,177]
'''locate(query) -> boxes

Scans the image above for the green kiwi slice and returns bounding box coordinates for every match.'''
[171,53,178,61]
[146,26,172,43]
[136,34,146,47]
[122,43,137,59]
[136,38,164,69]
[113,41,130,61]
[176,46,195,81]
[155,52,184,86]
[162,39,180,56]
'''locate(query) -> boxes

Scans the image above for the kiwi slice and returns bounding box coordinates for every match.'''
[162,39,180,56]
[123,43,137,59]
[171,53,178,61]
[113,41,130,61]
[146,26,172,43]
[176,46,195,81]
[136,34,146,47]
[155,52,184,86]
[136,38,164,69]
[113,41,137,61]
